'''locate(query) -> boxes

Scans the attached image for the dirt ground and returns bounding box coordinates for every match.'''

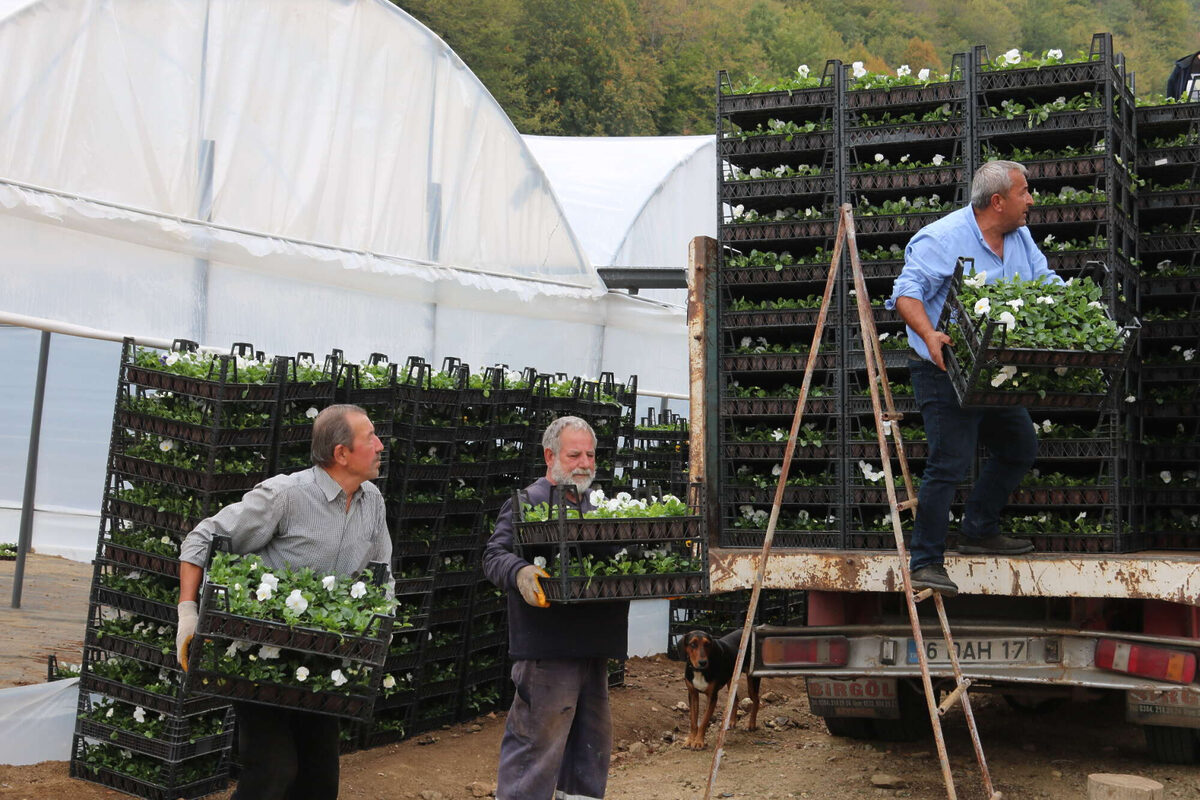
[3,556,1200,799]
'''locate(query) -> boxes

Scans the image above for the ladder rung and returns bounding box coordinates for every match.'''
[938,678,972,716]
[879,412,904,421]
[912,587,934,603]
[896,498,918,512]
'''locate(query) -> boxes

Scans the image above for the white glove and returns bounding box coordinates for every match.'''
[176,601,198,671]
[516,565,550,608]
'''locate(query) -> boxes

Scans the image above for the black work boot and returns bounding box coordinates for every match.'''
[910,564,959,597]
[958,534,1035,555]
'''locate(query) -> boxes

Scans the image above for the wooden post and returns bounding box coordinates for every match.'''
[1087,774,1164,800]
[688,235,718,544]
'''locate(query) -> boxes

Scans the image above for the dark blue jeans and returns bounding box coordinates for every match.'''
[231,702,340,800]
[908,359,1038,570]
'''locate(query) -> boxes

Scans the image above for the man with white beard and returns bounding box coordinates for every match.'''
[483,416,629,800]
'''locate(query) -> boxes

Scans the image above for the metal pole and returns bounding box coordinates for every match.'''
[12,330,51,609]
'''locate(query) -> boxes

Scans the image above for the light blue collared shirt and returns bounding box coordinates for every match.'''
[885,205,1061,361]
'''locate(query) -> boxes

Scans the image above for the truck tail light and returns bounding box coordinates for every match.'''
[760,636,849,667]
[1095,639,1197,684]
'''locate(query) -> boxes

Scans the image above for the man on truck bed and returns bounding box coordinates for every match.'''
[885,160,1063,597]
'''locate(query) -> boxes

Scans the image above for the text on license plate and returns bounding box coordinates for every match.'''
[907,638,1031,664]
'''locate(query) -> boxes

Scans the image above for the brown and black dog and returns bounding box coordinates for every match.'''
[679,629,761,749]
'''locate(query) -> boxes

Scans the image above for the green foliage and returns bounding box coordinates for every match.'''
[395,1,1199,135]
[207,551,398,635]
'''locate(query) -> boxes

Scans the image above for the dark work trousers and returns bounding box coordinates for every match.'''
[231,702,341,800]
[496,658,612,800]
[908,359,1038,571]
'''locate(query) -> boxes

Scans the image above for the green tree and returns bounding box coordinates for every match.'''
[515,0,663,135]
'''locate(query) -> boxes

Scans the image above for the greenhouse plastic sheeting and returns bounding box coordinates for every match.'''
[0,0,597,296]
[0,679,79,765]
[523,135,717,271]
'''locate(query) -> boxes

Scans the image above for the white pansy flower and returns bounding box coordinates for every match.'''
[973,297,992,315]
[918,68,930,81]
[1184,349,1196,362]
[305,406,319,419]
[1087,300,1103,309]
[1075,511,1088,522]
[260,573,279,590]
[749,167,763,179]
[256,582,274,602]
[932,154,945,166]
[1054,366,1069,376]
[852,61,867,78]
[731,204,744,218]
[589,488,606,507]
[770,429,785,441]
[159,439,174,452]
[382,674,396,689]
[614,548,628,561]
[259,645,281,660]
[990,366,1018,387]
[739,505,755,517]
[285,589,308,615]
[996,311,1017,330]
[771,464,783,477]
[350,581,367,599]
[164,352,180,366]
[133,707,146,724]
[1003,48,1021,65]
[1006,298,1024,309]
[897,64,911,77]
[740,336,752,348]
[1125,395,1136,403]
[533,556,547,569]
[1041,420,1052,433]
[106,707,115,719]
[1161,471,1173,484]
[295,666,310,682]
[964,270,988,288]
[797,64,810,78]
[1047,49,1063,60]
[879,332,890,341]
[1036,296,1054,305]
[331,670,347,687]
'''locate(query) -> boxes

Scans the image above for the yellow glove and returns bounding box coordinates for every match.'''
[176,600,198,671]
[516,565,550,608]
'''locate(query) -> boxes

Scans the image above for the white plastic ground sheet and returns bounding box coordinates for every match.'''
[0,679,79,765]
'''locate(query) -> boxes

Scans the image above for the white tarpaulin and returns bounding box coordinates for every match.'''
[0,679,79,765]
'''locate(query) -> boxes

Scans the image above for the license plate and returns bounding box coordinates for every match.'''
[907,637,1031,664]
[1127,688,1200,727]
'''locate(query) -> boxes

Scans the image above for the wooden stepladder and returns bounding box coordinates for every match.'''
[704,204,1002,800]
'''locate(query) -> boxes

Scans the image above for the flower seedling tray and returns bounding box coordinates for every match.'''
[194,581,393,664]
[720,529,842,549]
[101,540,180,578]
[117,408,274,447]
[196,667,382,721]
[80,671,227,716]
[722,397,838,416]
[112,454,265,494]
[723,440,839,460]
[724,485,840,505]
[70,762,229,800]
[76,718,232,762]
[542,572,706,602]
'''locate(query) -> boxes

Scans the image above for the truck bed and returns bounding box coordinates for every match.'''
[710,549,1200,606]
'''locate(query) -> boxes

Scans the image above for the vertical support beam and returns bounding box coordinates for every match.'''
[12,331,51,609]
[688,235,718,545]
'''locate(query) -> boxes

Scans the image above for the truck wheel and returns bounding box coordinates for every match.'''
[823,716,875,739]
[871,680,932,742]
[1144,725,1200,765]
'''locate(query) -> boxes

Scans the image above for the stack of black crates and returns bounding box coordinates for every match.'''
[667,590,807,658]
[1134,98,1200,548]
[73,339,336,799]
[617,407,690,497]
[714,33,1147,556]
[77,341,639,792]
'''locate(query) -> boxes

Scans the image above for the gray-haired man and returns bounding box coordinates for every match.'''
[886,160,1064,596]
[483,416,629,800]
[176,403,390,800]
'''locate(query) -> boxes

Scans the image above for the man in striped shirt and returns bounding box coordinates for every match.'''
[176,404,390,800]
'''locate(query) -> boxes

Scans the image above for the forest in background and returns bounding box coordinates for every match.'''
[393,0,1199,136]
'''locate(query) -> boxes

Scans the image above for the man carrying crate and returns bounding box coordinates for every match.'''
[175,404,391,800]
[483,415,629,800]
[886,160,1063,597]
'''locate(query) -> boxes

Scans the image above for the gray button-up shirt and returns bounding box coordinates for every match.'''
[180,466,391,581]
